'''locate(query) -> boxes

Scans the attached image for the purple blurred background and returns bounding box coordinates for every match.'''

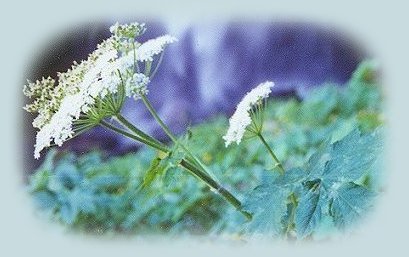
[23,21,366,173]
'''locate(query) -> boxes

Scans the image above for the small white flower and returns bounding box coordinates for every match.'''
[223,81,274,147]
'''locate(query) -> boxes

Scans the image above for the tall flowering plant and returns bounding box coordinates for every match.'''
[24,22,251,219]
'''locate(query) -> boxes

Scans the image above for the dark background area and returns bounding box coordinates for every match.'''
[23,21,366,174]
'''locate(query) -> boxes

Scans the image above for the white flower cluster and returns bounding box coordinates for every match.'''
[136,35,177,62]
[24,22,177,159]
[115,35,177,70]
[125,73,150,99]
[223,81,274,147]
[23,77,60,129]
[33,47,119,159]
[109,22,146,39]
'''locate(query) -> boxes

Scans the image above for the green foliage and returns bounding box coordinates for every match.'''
[243,129,382,239]
[29,149,216,234]
[28,61,384,238]
[243,183,290,235]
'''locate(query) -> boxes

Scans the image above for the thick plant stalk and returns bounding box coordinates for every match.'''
[100,118,251,219]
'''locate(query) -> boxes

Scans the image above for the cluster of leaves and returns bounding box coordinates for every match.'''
[29,147,223,234]
[261,61,382,169]
[28,61,384,237]
[243,129,382,239]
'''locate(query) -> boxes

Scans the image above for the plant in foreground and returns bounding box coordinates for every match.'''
[24,22,249,219]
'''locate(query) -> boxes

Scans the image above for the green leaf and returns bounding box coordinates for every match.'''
[29,169,51,192]
[330,117,358,143]
[60,202,78,225]
[323,129,382,183]
[90,175,126,191]
[243,181,291,235]
[284,127,308,152]
[300,84,339,125]
[295,186,325,238]
[32,191,57,210]
[329,182,375,228]
[306,129,382,183]
[350,60,378,84]
[162,167,184,188]
[342,61,381,115]
[275,99,300,124]
[292,128,382,238]
[68,188,98,214]
[305,139,332,179]
[141,157,167,189]
[270,167,306,188]
[121,190,159,230]
[52,160,83,191]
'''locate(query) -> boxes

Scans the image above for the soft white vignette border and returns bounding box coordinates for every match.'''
[1,0,407,256]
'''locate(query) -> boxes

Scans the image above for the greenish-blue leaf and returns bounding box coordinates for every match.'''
[323,129,382,183]
[243,183,290,235]
[295,186,326,238]
[329,182,375,228]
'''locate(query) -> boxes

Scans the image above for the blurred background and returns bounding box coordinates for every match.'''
[23,20,366,174]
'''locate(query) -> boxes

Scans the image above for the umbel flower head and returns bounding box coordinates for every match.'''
[23,22,177,159]
[223,81,274,147]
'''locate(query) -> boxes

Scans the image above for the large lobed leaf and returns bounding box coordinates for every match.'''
[242,168,304,236]
[244,128,382,238]
[243,182,290,235]
[322,129,383,183]
[295,129,382,237]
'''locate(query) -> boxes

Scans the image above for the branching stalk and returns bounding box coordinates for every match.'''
[99,118,251,220]
[100,120,167,153]
[140,94,215,178]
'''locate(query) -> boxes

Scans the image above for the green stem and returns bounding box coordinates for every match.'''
[144,61,152,77]
[179,159,251,220]
[115,114,165,150]
[100,120,168,153]
[115,114,204,172]
[140,94,212,177]
[132,42,140,73]
[257,133,285,174]
[100,118,251,220]
[149,51,164,80]
[140,95,181,144]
